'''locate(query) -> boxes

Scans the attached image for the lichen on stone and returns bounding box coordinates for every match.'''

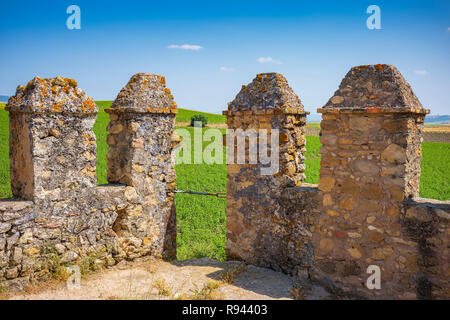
[322,64,425,111]
[228,73,305,112]
[110,73,176,113]
[6,76,97,114]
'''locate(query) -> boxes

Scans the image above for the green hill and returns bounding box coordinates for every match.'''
[95,101,226,125]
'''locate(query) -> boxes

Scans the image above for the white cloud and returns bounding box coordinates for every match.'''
[414,70,429,75]
[257,57,282,64]
[448,27,450,31]
[220,66,234,71]
[168,44,203,51]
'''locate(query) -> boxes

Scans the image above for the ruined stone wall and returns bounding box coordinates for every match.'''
[0,74,178,291]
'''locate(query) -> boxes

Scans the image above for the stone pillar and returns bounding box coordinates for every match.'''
[105,73,177,260]
[224,73,309,271]
[6,76,98,211]
[315,64,429,297]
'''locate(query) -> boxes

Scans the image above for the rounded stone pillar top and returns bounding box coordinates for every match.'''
[6,76,98,114]
[224,73,308,116]
[318,64,429,115]
[106,73,178,114]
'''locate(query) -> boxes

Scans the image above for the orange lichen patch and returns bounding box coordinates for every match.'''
[354,65,370,71]
[159,76,166,86]
[367,107,381,113]
[171,101,178,108]
[164,88,171,94]
[51,86,58,94]
[51,102,63,112]
[168,94,174,100]
[64,78,78,87]
[375,64,385,71]
[283,107,293,114]
[261,87,267,93]
[80,99,96,112]
[143,107,174,114]
[274,107,283,115]
[369,94,379,100]
[63,86,72,94]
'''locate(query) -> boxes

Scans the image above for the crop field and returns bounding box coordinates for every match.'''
[0,101,448,261]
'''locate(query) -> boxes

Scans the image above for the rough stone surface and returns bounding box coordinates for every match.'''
[106,73,177,260]
[225,67,448,300]
[1,74,177,289]
[6,76,97,114]
[225,73,309,272]
[3,78,121,288]
[111,73,177,113]
[321,64,425,112]
[307,65,446,299]
[228,73,304,112]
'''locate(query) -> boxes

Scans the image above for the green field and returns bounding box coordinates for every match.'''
[174,107,226,124]
[419,143,450,201]
[306,122,321,128]
[0,101,448,261]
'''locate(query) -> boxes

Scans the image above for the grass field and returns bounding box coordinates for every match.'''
[0,101,448,261]
[174,127,227,260]
[420,142,450,201]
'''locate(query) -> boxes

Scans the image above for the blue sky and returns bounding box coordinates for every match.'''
[0,0,449,116]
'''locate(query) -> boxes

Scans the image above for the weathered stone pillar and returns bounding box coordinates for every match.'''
[224,73,309,271]
[315,64,429,297]
[7,76,98,211]
[105,73,178,260]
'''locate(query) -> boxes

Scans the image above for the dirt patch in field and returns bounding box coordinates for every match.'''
[424,125,450,132]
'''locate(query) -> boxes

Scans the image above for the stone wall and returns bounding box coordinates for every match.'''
[225,66,450,299]
[0,74,178,291]
[105,73,178,260]
[0,67,448,299]
[224,73,309,272]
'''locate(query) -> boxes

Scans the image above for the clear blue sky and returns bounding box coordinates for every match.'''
[1,0,449,116]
